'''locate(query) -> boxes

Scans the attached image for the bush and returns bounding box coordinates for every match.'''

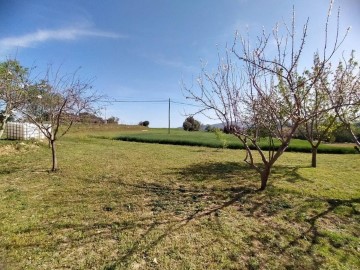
[333,125,360,143]
[107,116,119,124]
[205,125,215,132]
[183,116,200,131]
[214,128,228,149]
[139,121,150,127]
[183,121,192,131]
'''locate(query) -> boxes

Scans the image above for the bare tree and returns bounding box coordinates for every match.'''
[184,2,348,190]
[0,59,29,138]
[329,51,360,148]
[298,55,340,167]
[22,66,100,171]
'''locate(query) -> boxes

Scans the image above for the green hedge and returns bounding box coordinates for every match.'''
[115,135,357,154]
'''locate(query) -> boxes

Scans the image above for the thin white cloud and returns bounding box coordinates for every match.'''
[0,26,124,52]
[153,56,197,73]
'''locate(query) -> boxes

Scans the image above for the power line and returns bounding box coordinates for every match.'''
[99,99,168,103]
[98,98,203,108]
[170,100,203,108]
[98,98,207,132]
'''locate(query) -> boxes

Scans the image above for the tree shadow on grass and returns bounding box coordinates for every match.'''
[109,180,256,268]
[0,168,13,175]
[272,165,314,183]
[110,176,359,269]
[4,179,257,269]
[3,161,358,269]
[104,160,316,267]
[0,165,24,175]
[168,160,313,186]
[168,161,259,185]
[271,196,360,269]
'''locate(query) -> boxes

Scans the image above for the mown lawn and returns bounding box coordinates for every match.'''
[0,125,359,269]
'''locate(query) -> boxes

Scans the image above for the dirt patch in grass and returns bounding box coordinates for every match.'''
[0,144,18,155]
[0,141,41,156]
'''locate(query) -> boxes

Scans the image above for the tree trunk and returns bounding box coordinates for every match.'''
[311,147,317,168]
[50,140,58,171]
[348,127,360,149]
[0,114,9,139]
[259,165,271,191]
[0,127,5,139]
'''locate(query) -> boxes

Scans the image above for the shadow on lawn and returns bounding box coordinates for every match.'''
[169,160,313,185]
[276,196,360,268]
[104,162,357,269]
[109,180,256,269]
[4,161,358,269]
[272,165,314,183]
[101,162,310,267]
[173,161,258,183]
[108,179,359,269]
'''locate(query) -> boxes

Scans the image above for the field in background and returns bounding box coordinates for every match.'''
[82,125,357,154]
[0,124,359,269]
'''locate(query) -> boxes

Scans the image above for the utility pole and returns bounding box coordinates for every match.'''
[104,106,107,124]
[168,98,171,134]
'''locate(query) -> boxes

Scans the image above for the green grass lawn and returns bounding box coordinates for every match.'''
[0,125,359,269]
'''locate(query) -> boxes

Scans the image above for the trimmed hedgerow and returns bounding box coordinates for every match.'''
[115,134,357,154]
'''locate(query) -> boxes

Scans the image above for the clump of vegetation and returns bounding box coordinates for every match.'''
[214,128,228,149]
[138,120,150,127]
[106,116,119,124]
[183,116,200,131]
[78,112,104,124]
[204,124,216,132]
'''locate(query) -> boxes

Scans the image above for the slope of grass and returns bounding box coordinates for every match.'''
[0,126,359,269]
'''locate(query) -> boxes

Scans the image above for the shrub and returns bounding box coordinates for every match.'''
[183,116,200,131]
[205,124,216,132]
[139,121,150,127]
[333,126,358,143]
[214,128,228,149]
[107,116,119,124]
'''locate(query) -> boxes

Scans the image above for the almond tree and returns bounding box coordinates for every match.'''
[0,60,29,138]
[330,51,360,148]
[298,55,339,167]
[184,2,348,190]
[22,67,99,171]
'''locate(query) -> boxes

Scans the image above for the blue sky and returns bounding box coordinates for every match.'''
[1,0,359,127]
